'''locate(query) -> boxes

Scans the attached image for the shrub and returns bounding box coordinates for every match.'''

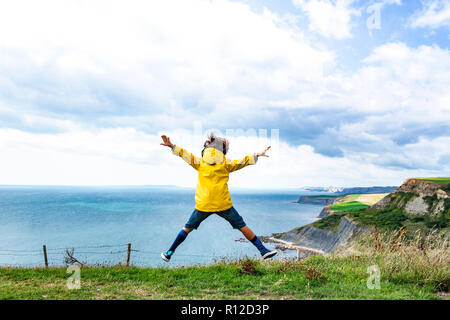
[411,216,424,222]
[425,212,449,229]
[445,198,450,212]
[349,208,408,229]
[390,192,415,206]
[424,194,438,211]
[239,258,260,275]
[304,265,325,281]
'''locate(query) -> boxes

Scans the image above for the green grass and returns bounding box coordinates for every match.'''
[329,201,370,212]
[0,255,445,300]
[416,177,450,184]
[312,213,346,231]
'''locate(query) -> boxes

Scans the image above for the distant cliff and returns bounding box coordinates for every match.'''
[301,186,397,194]
[297,196,338,205]
[301,186,344,193]
[336,186,398,195]
[296,195,343,218]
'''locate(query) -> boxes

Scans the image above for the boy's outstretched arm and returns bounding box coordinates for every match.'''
[226,146,271,173]
[160,135,201,170]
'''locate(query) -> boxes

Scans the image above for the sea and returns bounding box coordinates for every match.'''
[0,186,327,267]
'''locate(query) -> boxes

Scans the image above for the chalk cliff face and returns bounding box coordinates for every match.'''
[275,216,367,253]
[317,206,333,218]
[372,178,449,217]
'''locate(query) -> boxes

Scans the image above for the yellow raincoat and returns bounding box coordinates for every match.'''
[172,145,257,212]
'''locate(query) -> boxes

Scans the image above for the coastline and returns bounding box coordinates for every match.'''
[259,197,366,256]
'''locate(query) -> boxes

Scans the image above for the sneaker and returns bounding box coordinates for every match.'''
[262,250,277,260]
[161,251,172,262]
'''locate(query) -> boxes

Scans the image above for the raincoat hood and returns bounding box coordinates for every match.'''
[202,147,225,165]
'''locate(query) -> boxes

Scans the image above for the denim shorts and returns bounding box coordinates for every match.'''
[184,206,246,230]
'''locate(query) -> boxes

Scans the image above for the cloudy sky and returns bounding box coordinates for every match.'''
[0,0,449,188]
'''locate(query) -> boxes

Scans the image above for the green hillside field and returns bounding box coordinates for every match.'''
[416,177,450,184]
[329,201,370,212]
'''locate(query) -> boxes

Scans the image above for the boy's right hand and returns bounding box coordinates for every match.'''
[256,146,271,158]
[160,135,174,149]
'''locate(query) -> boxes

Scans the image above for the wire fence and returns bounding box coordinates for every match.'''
[0,242,259,267]
[0,243,125,267]
[0,239,297,268]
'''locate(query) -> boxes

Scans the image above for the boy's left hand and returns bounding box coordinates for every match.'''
[256,146,271,157]
[160,135,175,149]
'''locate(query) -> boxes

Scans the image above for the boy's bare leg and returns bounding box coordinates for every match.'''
[183,227,193,234]
[239,226,255,240]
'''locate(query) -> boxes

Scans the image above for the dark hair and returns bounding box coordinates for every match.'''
[202,133,229,156]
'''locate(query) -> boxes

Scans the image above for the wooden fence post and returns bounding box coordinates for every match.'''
[297,248,300,261]
[43,245,48,268]
[126,243,131,267]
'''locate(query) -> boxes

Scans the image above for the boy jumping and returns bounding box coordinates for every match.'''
[160,133,277,262]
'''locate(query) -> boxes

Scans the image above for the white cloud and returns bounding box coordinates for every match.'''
[276,41,450,129]
[317,42,450,167]
[0,127,443,187]
[293,0,361,39]
[0,0,334,118]
[410,0,450,29]
[346,42,450,114]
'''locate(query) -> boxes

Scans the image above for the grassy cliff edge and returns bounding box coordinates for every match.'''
[0,247,447,300]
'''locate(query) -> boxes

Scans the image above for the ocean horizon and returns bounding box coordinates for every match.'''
[0,186,327,267]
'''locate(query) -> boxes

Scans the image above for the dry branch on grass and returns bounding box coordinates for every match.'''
[63,248,86,267]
